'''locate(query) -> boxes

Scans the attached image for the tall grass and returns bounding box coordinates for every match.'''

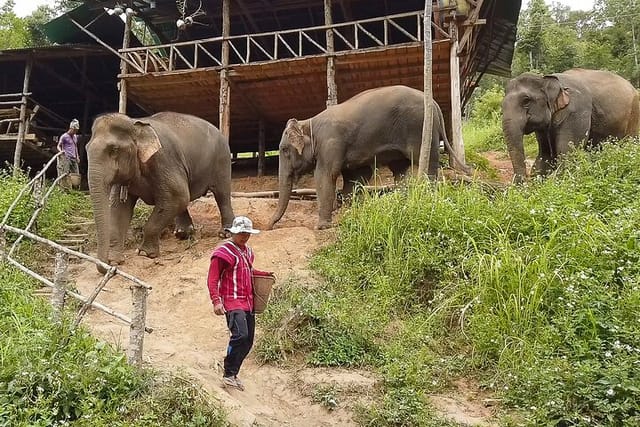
[257,140,640,425]
[0,172,228,426]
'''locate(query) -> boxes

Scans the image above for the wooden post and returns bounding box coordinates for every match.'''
[51,251,69,324]
[258,119,266,177]
[0,229,6,263]
[128,285,148,366]
[324,0,338,106]
[449,23,466,170]
[118,13,132,114]
[219,0,231,138]
[417,1,434,178]
[13,58,33,174]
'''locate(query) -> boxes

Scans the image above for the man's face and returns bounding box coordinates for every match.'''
[69,128,77,135]
[231,232,251,247]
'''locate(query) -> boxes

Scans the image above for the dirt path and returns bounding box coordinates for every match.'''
[70,172,495,426]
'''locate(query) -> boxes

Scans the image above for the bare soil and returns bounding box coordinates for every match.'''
[70,165,501,426]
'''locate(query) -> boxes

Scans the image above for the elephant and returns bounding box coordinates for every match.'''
[87,112,235,271]
[502,68,640,182]
[268,85,462,230]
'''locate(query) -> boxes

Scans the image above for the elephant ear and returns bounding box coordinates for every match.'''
[133,120,161,163]
[543,75,570,112]
[285,118,306,155]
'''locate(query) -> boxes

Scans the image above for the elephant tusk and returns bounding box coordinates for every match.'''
[119,185,128,203]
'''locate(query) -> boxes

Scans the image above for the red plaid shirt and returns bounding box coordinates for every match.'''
[207,241,268,312]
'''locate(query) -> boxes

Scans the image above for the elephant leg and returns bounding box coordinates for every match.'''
[388,159,410,183]
[139,189,189,258]
[108,194,138,265]
[340,166,372,208]
[174,209,194,240]
[210,185,235,235]
[315,165,339,229]
[534,131,554,176]
[427,129,441,179]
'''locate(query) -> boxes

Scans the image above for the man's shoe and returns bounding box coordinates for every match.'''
[222,376,243,390]
[234,376,245,391]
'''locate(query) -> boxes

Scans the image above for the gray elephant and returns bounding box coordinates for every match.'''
[87,112,235,271]
[502,68,640,181]
[268,85,458,230]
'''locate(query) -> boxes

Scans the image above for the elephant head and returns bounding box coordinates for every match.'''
[86,113,161,270]
[501,73,570,182]
[267,118,315,229]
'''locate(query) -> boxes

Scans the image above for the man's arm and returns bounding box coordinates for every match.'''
[207,256,227,315]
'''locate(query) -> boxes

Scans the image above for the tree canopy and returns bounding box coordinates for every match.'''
[513,0,640,85]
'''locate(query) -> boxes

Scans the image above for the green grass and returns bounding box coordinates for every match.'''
[0,171,228,426]
[256,139,640,425]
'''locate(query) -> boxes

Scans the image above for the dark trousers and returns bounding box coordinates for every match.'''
[223,310,255,377]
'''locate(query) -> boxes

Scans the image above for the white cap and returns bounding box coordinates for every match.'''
[69,119,80,130]
[225,216,260,234]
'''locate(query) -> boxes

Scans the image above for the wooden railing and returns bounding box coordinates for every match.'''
[121,10,449,75]
[0,156,153,367]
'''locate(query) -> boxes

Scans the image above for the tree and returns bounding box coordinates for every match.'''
[0,0,29,49]
[24,5,56,47]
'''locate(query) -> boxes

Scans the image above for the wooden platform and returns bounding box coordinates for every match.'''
[124,40,450,153]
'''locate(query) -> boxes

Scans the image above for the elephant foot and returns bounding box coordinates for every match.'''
[136,247,159,259]
[108,253,125,265]
[316,221,334,230]
[174,225,194,240]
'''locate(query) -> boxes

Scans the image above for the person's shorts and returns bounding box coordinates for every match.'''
[57,156,79,176]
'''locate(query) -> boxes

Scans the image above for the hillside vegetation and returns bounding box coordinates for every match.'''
[257,140,640,425]
[0,172,228,427]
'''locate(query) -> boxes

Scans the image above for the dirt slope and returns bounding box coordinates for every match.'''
[70,174,494,426]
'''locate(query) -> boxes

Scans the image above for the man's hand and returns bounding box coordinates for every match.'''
[213,302,225,316]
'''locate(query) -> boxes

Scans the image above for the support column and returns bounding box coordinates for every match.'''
[13,57,33,174]
[449,23,466,169]
[324,0,338,106]
[118,12,132,114]
[219,0,231,138]
[418,1,434,178]
[258,119,266,177]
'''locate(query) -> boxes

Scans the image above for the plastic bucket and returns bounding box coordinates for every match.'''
[253,274,275,314]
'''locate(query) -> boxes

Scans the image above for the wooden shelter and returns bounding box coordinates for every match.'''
[1,0,521,174]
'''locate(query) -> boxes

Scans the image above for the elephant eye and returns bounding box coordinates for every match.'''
[522,96,531,107]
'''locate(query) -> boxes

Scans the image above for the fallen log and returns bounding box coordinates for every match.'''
[231,185,397,199]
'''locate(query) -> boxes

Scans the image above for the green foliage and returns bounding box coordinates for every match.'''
[0,0,29,49]
[259,140,640,425]
[0,174,227,426]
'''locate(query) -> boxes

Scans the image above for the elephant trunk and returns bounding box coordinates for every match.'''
[88,166,111,273]
[268,165,293,229]
[502,112,528,183]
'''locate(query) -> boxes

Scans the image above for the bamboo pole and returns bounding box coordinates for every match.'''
[449,22,466,170]
[128,285,148,366]
[73,267,116,329]
[324,0,338,106]
[119,13,132,113]
[51,251,69,324]
[417,2,434,178]
[1,224,152,290]
[219,0,231,138]
[13,57,33,174]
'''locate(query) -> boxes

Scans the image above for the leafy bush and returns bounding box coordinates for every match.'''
[259,139,640,425]
[0,173,227,426]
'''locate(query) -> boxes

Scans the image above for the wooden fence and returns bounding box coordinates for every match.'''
[122,10,448,74]
[0,154,153,367]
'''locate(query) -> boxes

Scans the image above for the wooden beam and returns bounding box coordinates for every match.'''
[258,119,266,177]
[219,0,231,137]
[119,13,132,113]
[418,1,434,178]
[13,57,32,174]
[325,0,338,106]
[449,23,466,170]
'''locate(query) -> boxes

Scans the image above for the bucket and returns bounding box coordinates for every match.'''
[68,173,81,188]
[253,274,275,314]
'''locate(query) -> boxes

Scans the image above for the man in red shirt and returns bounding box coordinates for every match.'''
[207,216,273,390]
